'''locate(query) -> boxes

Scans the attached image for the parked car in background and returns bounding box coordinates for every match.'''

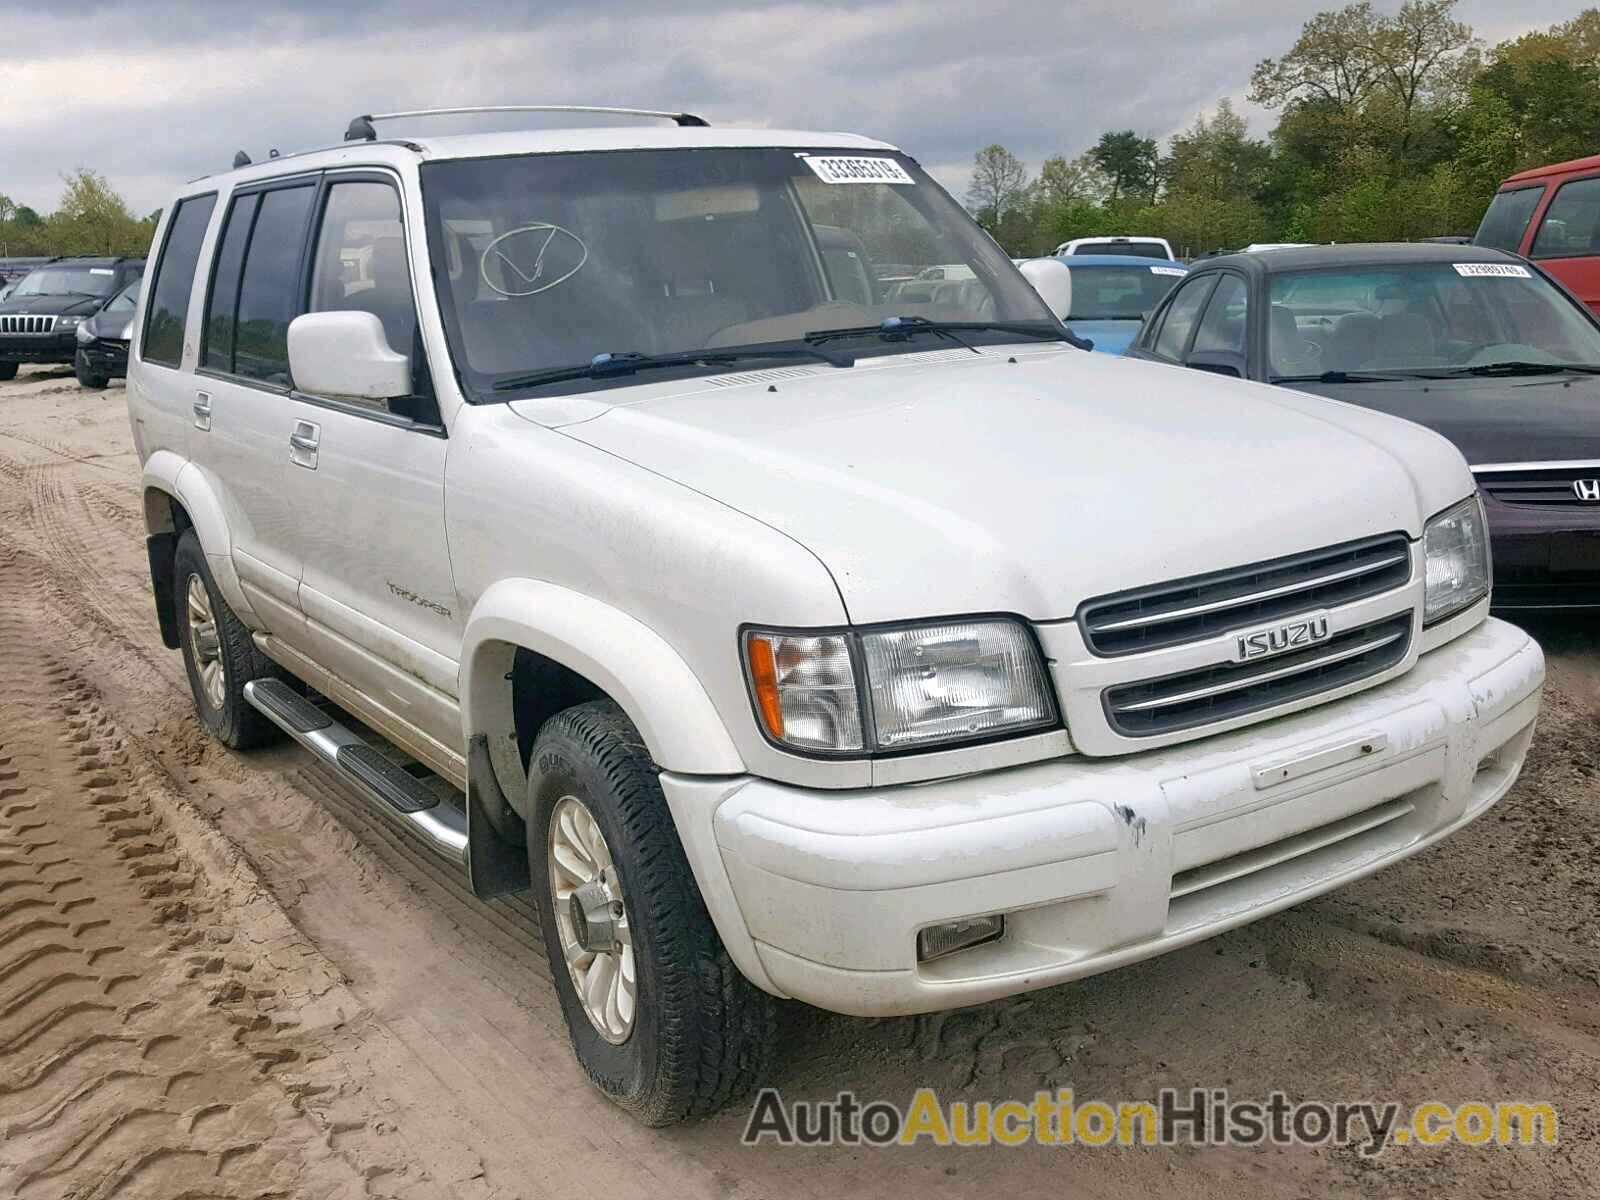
[1129,242,1600,611]
[0,256,145,379]
[1475,152,1600,315]
[0,256,56,302]
[1021,254,1186,353]
[1053,235,1174,260]
[74,277,141,388]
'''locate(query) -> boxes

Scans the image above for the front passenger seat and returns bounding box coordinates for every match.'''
[1267,304,1317,378]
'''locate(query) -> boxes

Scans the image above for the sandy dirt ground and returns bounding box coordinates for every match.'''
[0,362,1596,1198]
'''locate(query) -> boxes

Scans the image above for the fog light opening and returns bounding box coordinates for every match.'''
[917,914,1004,963]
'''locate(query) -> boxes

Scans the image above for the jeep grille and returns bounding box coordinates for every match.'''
[0,315,57,336]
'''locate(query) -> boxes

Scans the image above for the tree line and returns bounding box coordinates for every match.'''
[0,170,157,259]
[967,2,1600,257]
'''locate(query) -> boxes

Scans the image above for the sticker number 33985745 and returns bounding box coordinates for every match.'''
[801,155,916,185]
[1454,262,1532,278]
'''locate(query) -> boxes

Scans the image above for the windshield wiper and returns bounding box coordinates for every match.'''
[1065,313,1144,322]
[491,345,854,392]
[804,316,1084,350]
[1272,369,1422,384]
[1426,360,1600,378]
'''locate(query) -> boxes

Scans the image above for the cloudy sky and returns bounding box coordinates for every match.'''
[0,0,1583,217]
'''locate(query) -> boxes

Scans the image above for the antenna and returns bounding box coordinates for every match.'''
[344,105,710,141]
[232,151,252,169]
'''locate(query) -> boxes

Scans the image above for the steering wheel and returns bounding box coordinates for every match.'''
[480,222,589,297]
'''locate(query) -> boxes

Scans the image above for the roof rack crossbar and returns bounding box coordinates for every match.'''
[344,105,709,141]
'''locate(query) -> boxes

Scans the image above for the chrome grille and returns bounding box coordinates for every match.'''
[1079,533,1411,657]
[0,315,56,336]
[1103,612,1412,737]
[1478,465,1600,508]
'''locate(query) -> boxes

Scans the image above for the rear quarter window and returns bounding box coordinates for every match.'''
[140,195,217,367]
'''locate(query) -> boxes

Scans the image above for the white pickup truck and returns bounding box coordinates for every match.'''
[127,107,1543,1126]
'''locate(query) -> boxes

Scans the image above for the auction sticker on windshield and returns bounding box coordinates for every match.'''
[1151,266,1186,276]
[1454,263,1532,278]
[802,155,915,185]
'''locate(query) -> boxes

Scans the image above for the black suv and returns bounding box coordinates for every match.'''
[0,257,145,379]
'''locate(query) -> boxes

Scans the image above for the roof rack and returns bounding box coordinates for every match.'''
[344,105,710,142]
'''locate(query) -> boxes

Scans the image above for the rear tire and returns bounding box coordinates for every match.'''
[173,530,284,750]
[0,362,17,381]
[74,352,109,390]
[527,701,776,1126]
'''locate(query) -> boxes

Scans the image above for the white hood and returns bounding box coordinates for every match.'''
[519,349,1473,625]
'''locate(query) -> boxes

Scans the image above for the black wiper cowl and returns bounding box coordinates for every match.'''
[492,344,854,392]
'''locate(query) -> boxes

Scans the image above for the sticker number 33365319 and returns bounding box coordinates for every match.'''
[1454,262,1532,278]
[802,155,916,185]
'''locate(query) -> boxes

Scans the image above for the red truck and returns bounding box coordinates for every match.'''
[1476,152,1600,313]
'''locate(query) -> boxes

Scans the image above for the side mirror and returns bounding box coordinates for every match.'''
[287,311,409,402]
[1018,257,1071,320]
[1187,353,1245,379]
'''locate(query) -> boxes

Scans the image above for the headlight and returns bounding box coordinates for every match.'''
[743,618,1057,755]
[56,315,82,329]
[75,322,94,344]
[1423,494,1491,625]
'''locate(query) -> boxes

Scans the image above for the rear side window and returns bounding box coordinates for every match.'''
[141,195,216,367]
[202,193,259,372]
[1151,275,1214,360]
[1475,186,1544,253]
[1531,177,1600,259]
[232,185,315,385]
[1190,274,1248,356]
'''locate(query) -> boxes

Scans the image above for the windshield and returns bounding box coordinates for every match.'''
[1062,264,1185,320]
[1473,186,1543,253]
[420,148,1056,397]
[11,266,119,299]
[1071,242,1167,259]
[1268,262,1600,379]
[105,280,140,313]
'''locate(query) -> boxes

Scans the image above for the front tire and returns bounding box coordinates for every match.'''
[527,701,775,1126]
[74,351,109,390]
[173,530,283,749]
[0,361,17,381]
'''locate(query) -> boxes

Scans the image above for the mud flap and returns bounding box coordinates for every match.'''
[147,531,181,649]
[467,734,530,897]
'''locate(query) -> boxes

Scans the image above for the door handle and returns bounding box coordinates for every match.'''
[289,420,320,470]
[192,391,212,432]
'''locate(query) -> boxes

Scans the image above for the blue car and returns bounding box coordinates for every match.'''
[1049,254,1188,354]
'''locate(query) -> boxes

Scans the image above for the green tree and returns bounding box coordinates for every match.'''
[1251,1,1383,110]
[1090,130,1160,202]
[966,144,1030,226]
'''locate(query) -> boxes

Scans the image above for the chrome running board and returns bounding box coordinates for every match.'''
[243,678,467,865]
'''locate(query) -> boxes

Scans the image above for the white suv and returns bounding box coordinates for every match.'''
[127,107,1543,1126]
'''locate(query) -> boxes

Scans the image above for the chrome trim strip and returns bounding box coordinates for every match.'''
[1471,459,1600,474]
[1110,628,1407,714]
[1092,554,1409,633]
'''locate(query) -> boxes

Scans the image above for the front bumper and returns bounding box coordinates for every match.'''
[1486,490,1600,610]
[664,618,1543,1016]
[77,340,129,378]
[0,333,77,364]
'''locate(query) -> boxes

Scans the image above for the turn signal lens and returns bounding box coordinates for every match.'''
[743,632,863,752]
